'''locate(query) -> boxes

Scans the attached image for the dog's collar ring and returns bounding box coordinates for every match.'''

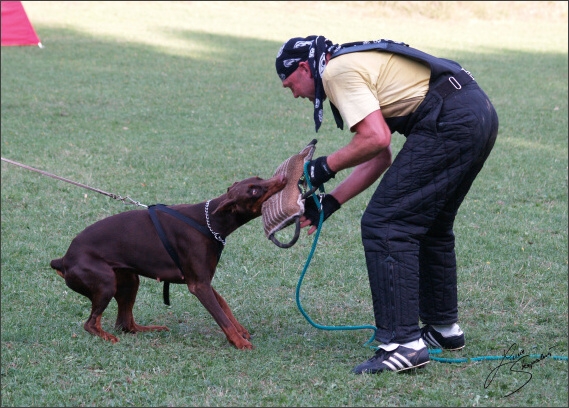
[205,200,226,246]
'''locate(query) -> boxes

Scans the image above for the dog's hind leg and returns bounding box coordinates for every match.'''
[114,272,169,334]
[212,288,251,340]
[65,263,120,343]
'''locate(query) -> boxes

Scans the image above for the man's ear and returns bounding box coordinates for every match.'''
[298,60,313,78]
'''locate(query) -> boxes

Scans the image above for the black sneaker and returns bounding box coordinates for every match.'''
[421,325,465,350]
[352,345,430,375]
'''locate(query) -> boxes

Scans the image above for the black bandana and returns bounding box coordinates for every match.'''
[276,35,342,132]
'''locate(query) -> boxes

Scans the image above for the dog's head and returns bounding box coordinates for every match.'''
[213,174,287,217]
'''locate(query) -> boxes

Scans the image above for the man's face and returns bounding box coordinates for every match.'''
[281,61,315,102]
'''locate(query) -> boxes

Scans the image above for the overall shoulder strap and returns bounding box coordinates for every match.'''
[331,39,462,78]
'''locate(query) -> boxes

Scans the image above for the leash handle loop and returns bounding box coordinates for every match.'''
[269,217,302,248]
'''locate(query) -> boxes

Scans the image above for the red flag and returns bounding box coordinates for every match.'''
[1,1,42,47]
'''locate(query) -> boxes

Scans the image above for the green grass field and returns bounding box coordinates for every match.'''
[1,1,567,406]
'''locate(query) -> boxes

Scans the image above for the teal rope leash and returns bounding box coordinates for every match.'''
[428,348,568,363]
[296,162,377,347]
[296,163,568,363]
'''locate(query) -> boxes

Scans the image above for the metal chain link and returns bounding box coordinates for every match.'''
[205,200,226,245]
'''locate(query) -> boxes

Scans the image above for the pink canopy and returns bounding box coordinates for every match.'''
[1,1,42,47]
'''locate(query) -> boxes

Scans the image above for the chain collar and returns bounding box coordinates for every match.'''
[205,200,226,246]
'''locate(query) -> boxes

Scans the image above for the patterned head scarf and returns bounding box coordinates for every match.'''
[275,35,342,132]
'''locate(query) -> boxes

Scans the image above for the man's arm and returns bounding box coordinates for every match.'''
[327,108,392,204]
[300,109,393,233]
[330,146,392,206]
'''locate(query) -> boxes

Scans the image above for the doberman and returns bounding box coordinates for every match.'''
[50,175,287,349]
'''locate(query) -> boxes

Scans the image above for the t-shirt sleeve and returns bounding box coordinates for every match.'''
[323,70,380,131]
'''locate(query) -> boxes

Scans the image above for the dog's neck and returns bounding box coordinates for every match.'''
[205,196,260,238]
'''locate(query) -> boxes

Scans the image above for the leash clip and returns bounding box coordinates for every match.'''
[317,193,324,212]
[122,195,148,208]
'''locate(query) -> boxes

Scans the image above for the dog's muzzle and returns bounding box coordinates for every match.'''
[261,139,317,248]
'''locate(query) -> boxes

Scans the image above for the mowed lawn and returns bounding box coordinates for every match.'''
[1,1,567,407]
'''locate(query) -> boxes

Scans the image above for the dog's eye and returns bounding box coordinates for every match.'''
[250,187,261,196]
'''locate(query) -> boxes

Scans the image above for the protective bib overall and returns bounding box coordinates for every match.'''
[332,40,499,344]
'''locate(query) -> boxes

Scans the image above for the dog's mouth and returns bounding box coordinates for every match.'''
[262,174,287,197]
[252,174,287,212]
[213,175,288,217]
[249,174,286,196]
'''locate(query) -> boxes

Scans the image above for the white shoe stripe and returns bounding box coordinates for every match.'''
[388,356,405,370]
[425,332,441,348]
[382,353,414,371]
[377,350,429,372]
[393,352,412,367]
[383,359,398,371]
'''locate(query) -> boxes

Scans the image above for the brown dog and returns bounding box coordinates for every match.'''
[50,175,287,349]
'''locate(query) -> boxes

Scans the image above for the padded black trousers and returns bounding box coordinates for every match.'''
[361,79,499,344]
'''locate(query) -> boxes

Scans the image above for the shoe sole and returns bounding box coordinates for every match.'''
[357,360,430,375]
[396,360,430,372]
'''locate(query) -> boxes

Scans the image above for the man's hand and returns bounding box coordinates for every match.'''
[305,156,336,190]
[300,193,341,235]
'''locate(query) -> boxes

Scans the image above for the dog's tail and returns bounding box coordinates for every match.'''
[50,258,65,278]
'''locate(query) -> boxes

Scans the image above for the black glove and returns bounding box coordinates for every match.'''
[303,194,341,226]
[306,156,336,190]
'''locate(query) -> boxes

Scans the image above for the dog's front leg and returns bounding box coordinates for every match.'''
[188,283,254,349]
[212,287,251,340]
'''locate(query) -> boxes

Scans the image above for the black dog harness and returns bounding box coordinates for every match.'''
[148,204,224,305]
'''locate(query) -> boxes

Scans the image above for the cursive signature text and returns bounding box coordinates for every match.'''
[484,343,553,397]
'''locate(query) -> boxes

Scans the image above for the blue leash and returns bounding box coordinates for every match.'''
[296,163,568,363]
[296,162,377,348]
[428,348,568,363]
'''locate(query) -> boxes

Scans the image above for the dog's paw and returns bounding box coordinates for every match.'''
[232,337,254,350]
[239,329,251,340]
[101,332,120,343]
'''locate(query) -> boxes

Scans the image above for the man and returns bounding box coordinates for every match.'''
[275,36,498,374]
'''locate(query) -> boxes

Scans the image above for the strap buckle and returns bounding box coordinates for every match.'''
[448,76,462,90]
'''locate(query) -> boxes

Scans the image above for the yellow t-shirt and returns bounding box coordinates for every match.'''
[323,51,431,130]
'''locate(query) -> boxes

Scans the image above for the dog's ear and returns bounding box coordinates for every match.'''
[212,198,236,214]
[226,181,239,192]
